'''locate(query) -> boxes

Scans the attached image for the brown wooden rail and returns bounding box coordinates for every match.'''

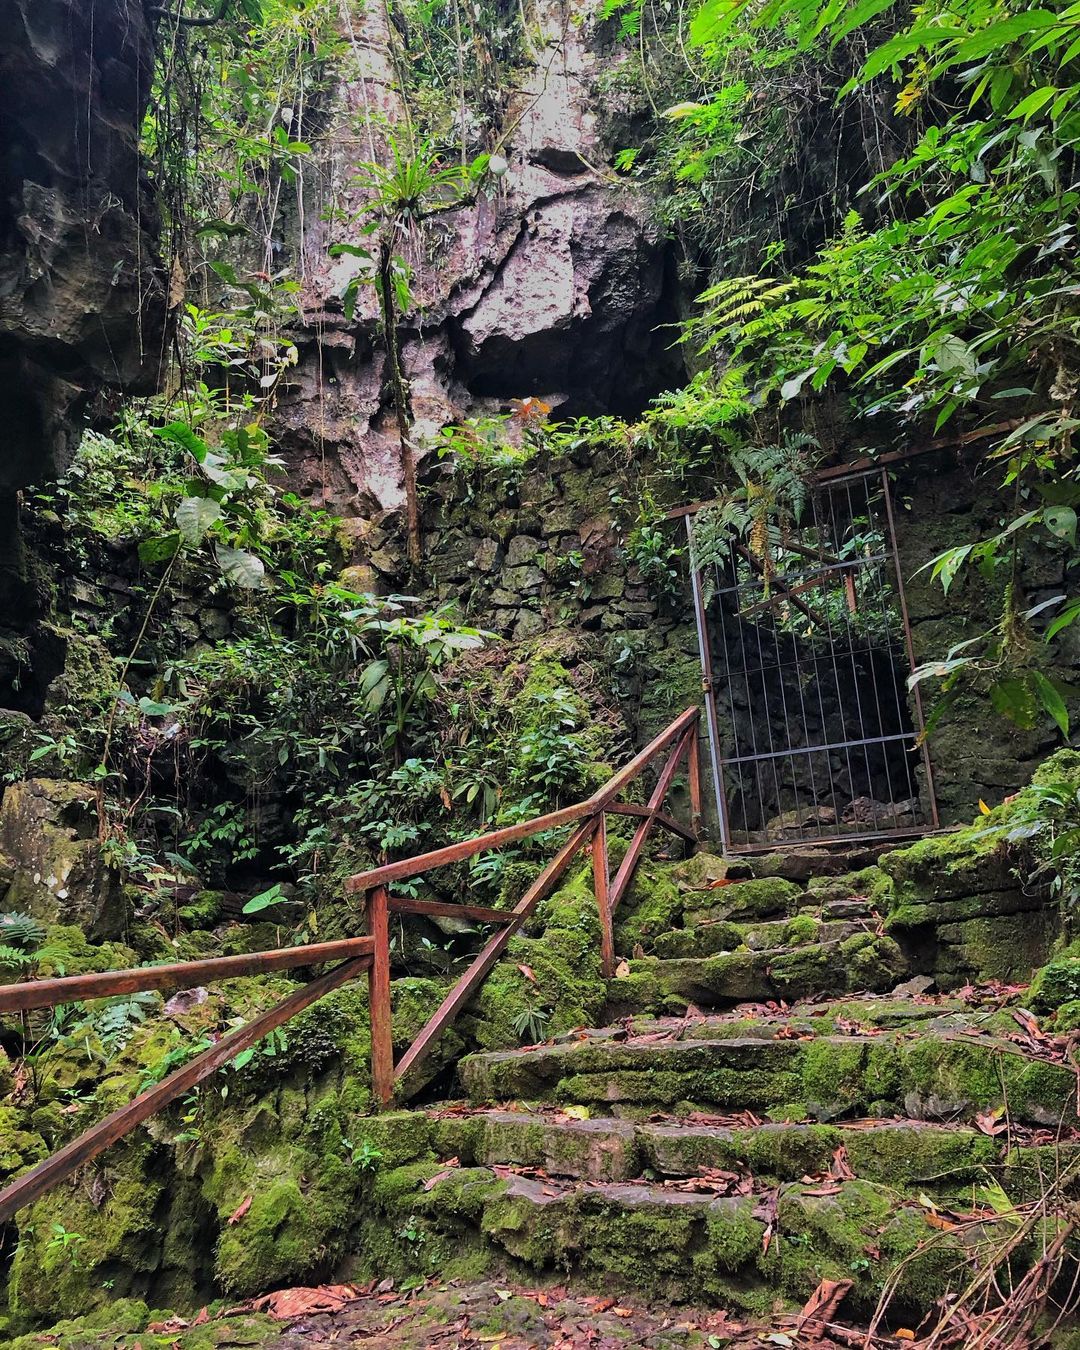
[0,706,701,1220]
[351,705,702,1103]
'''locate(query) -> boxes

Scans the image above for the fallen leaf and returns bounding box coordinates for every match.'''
[517,964,538,984]
[227,1195,252,1225]
[797,1276,853,1329]
[614,960,631,979]
[252,1284,363,1318]
[895,1331,915,1341]
[423,1158,460,1191]
[974,1106,1008,1136]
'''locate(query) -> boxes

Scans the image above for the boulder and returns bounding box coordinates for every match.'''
[0,778,122,936]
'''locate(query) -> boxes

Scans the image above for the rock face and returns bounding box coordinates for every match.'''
[0,778,121,936]
[0,0,165,491]
[273,0,681,522]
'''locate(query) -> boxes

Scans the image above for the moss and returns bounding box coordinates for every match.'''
[348,1111,435,1169]
[800,1040,870,1116]
[1029,943,1080,1013]
[470,868,606,1051]
[899,1036,1077,1125]
[35,923,136,977]
[642,1121,840,1179]
[837,932,907,990]
[767,1180,896,1310]
[9,1137,166,1322]
[784,914,820,946]
[0,1105,47,1179]
[651,921,742,959]
[203,1121,362,1295]
[686,876,803,923]
[1052,998,1080,1031]
[614,866,683,950]
[177,890,226,930]
[843,1124,997,1187]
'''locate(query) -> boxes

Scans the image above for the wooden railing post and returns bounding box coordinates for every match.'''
[592,813,614,979]
[366,885,394,1105]
[687,724,704,842]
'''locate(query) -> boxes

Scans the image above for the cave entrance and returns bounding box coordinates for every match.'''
[682,469,939,852]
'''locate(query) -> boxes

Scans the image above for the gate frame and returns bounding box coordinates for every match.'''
[678,465,940,854]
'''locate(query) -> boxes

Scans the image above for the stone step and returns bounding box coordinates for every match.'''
[428,1106,1011,1187]
[608,934,909,1011]
[649,913,867,959]
[368,1161,974,1319]
[459,1028,1076,1126]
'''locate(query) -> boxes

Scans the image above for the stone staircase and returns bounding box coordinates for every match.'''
[348,842,1076,1327]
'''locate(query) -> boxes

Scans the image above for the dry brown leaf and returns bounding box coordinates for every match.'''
[796,1276,853,1329]
[423,1158,461,1191]
[614,960,631,979]
[974,1107,1008,1136]
[227,1195,252,1225]
[517,963,538,984]
[252,1283,363,1318]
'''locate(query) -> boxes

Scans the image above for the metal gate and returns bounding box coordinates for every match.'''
[683,469,938,852]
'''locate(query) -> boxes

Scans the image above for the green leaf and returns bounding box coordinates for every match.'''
[139,533,183,565]
[930,333,976,379]
[1007,86,1058,121]
[241,884,287,915]
[155,422,210,463]
[989,676,1038,730]
[213,545,266,590]
[1032,671,1070,737]
[952,11,1059,64]
[1046,601,1080,642]
[175,496,224,547]
[1044,504,1077,546]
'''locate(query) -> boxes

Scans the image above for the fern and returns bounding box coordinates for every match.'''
[0,912,46,950]
[0,944,34,971]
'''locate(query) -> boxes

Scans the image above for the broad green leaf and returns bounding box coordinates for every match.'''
[1044,504,1077,546]
[952,11,1059,64]
[175,496,224,547]
[138,532,182,565]
[989,676,1038,730]
[1008,86,1058,121]
[1046,601,1080,641]
[213,545,266,590]
[242,884,287,915]
[155,422,210,463]
[1032,671,1070,737]
[930,333,976,379]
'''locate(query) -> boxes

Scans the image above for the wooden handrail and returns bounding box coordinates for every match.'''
[355,706,703,1102]
[0,937,376,1014]
[0,706,704,1219]
[0,955,371,1223]
[345,705,699,893]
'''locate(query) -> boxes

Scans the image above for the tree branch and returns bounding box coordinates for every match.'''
[148,0,232,27]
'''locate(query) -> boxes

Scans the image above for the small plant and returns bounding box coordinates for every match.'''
[348,1139,384,1172]
[511,1005,551,1043]
[46,1223,87,1269]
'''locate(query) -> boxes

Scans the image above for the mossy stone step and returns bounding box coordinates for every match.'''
[618,933,908,1008]
[459,1031,1076,1126]
[428,1107,1003,1188]
[649,912,863,959]
[372,1162,972,1318]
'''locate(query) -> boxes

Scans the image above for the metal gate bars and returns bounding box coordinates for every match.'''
[681,469,938,852]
